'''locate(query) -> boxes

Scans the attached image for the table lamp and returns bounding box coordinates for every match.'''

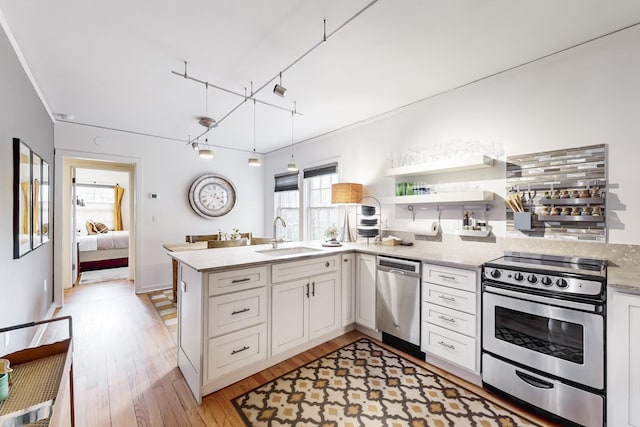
[331,183,363,242]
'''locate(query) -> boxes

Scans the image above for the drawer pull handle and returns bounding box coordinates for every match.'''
[344,259,348,263]
[232,308,250,315]
[231,345,250,355]
[515,370,554,389]
[306,283,310,298]
[438,315,456,323]
[438,274,456,281]
[438,295,456,302]
[312,282,315,296]
[232,277,251,284]
[438,341,455,350]
[325,262,330,267]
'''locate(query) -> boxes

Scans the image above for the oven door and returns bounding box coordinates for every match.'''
[482,285,604,390]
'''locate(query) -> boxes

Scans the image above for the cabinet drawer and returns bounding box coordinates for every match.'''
[208,266,267,296]
[208,287,267,337]
[271,256,339,283]
[423,302,476,337]
[423,282,477,315]
[206,323,267,381]
[421,322,476,371]
[423,263,477,292]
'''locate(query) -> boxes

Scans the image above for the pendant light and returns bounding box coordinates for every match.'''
[248,98,261,166]
[287,102,298,171]
[198,82,216,129]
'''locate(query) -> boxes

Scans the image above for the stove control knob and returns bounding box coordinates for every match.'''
[490,269,501,279]
[514,272,524,281]
[527,275,538,284]
[556,278,568,289]
[541,276,553,286]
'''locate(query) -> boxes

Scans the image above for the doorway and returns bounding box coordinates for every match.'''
[54,150,141,307]
[73,166,131,285]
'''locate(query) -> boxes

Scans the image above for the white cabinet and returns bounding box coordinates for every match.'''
[271,256,341,356]
[607,288,640,427]
[177,264,203,402]
[355,253,376,330]
[341,253,356,326]
[421,263,479,374]
[177,264,269,402]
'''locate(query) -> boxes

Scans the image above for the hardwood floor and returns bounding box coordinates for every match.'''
[49,278,560,426]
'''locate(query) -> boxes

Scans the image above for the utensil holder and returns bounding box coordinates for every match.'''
[514,212,532,231]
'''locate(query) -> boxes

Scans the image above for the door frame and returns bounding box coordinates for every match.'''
[54,149,143,306]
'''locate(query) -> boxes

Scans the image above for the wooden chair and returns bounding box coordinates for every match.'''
[250,237,272,245]
[185,234,219,243]
[186,232,252,243]
[207,238,248,248]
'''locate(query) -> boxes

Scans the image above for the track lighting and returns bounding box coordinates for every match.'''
[287,104,298,171]
[199,83,217,129]
[273,72,287,98]
[248,99,261,166]
[191,142,199,151]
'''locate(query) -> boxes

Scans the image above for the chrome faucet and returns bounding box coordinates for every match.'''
[272,216,287,248]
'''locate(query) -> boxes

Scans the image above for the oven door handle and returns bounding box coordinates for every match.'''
[483,285,599,312]
[515,370,554,390]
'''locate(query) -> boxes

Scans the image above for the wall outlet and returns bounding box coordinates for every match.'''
[44,279,47,292]
[4,332,9,347]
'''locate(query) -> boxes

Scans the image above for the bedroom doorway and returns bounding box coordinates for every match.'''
[73,166,132,286]
[54,152,139,307]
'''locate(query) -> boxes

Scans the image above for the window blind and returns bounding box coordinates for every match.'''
[303,162,338,179]
[274,172,299,192]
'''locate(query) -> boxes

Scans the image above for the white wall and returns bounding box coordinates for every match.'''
[0,25,54,349]
[55,124,267,292]
[264,24,640,245]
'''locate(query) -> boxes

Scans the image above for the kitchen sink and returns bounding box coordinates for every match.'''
[255,246,322,256]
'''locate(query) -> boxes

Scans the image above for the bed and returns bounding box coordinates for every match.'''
[76,230,129,273]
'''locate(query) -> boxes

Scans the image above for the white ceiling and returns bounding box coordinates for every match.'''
[1,1,639,154]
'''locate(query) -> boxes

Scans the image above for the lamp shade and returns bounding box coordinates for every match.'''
[331,183,363,204]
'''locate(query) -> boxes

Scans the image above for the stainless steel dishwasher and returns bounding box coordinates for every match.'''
[376,256,423,357]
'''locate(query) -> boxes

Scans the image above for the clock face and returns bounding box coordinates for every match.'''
[188,174,237,218]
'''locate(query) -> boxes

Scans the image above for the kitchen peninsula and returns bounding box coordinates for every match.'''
[167,236,640,426]
[168,240,488,402]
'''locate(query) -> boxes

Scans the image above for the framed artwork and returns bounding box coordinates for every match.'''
[42,161,50,243]
[32,152,42,248]
[13,138,50,258]
[13,138,32,258]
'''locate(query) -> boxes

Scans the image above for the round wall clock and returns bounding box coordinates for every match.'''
[188,174,237,218]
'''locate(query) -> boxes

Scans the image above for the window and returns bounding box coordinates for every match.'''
[303,163,339,240]
[274,172,300,241]
[76,184,115,232]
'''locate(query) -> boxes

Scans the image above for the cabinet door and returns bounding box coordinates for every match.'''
[271,279,309,355]
[341,253,355,326]
[355,253,376,329]
[608,290,640,427]
[309,273,340,340]
[178,264,203,402]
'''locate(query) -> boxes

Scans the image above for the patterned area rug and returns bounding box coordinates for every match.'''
[233,338,542,427]
[147,289,177,340]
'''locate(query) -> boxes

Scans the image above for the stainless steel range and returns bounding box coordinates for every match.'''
[481,251,607,427]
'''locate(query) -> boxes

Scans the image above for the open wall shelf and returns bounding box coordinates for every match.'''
[383,155,495,177]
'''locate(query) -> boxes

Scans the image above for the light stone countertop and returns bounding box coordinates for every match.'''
[166,240,485,273]
[608,265,640,291]
[166,239,639,290]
